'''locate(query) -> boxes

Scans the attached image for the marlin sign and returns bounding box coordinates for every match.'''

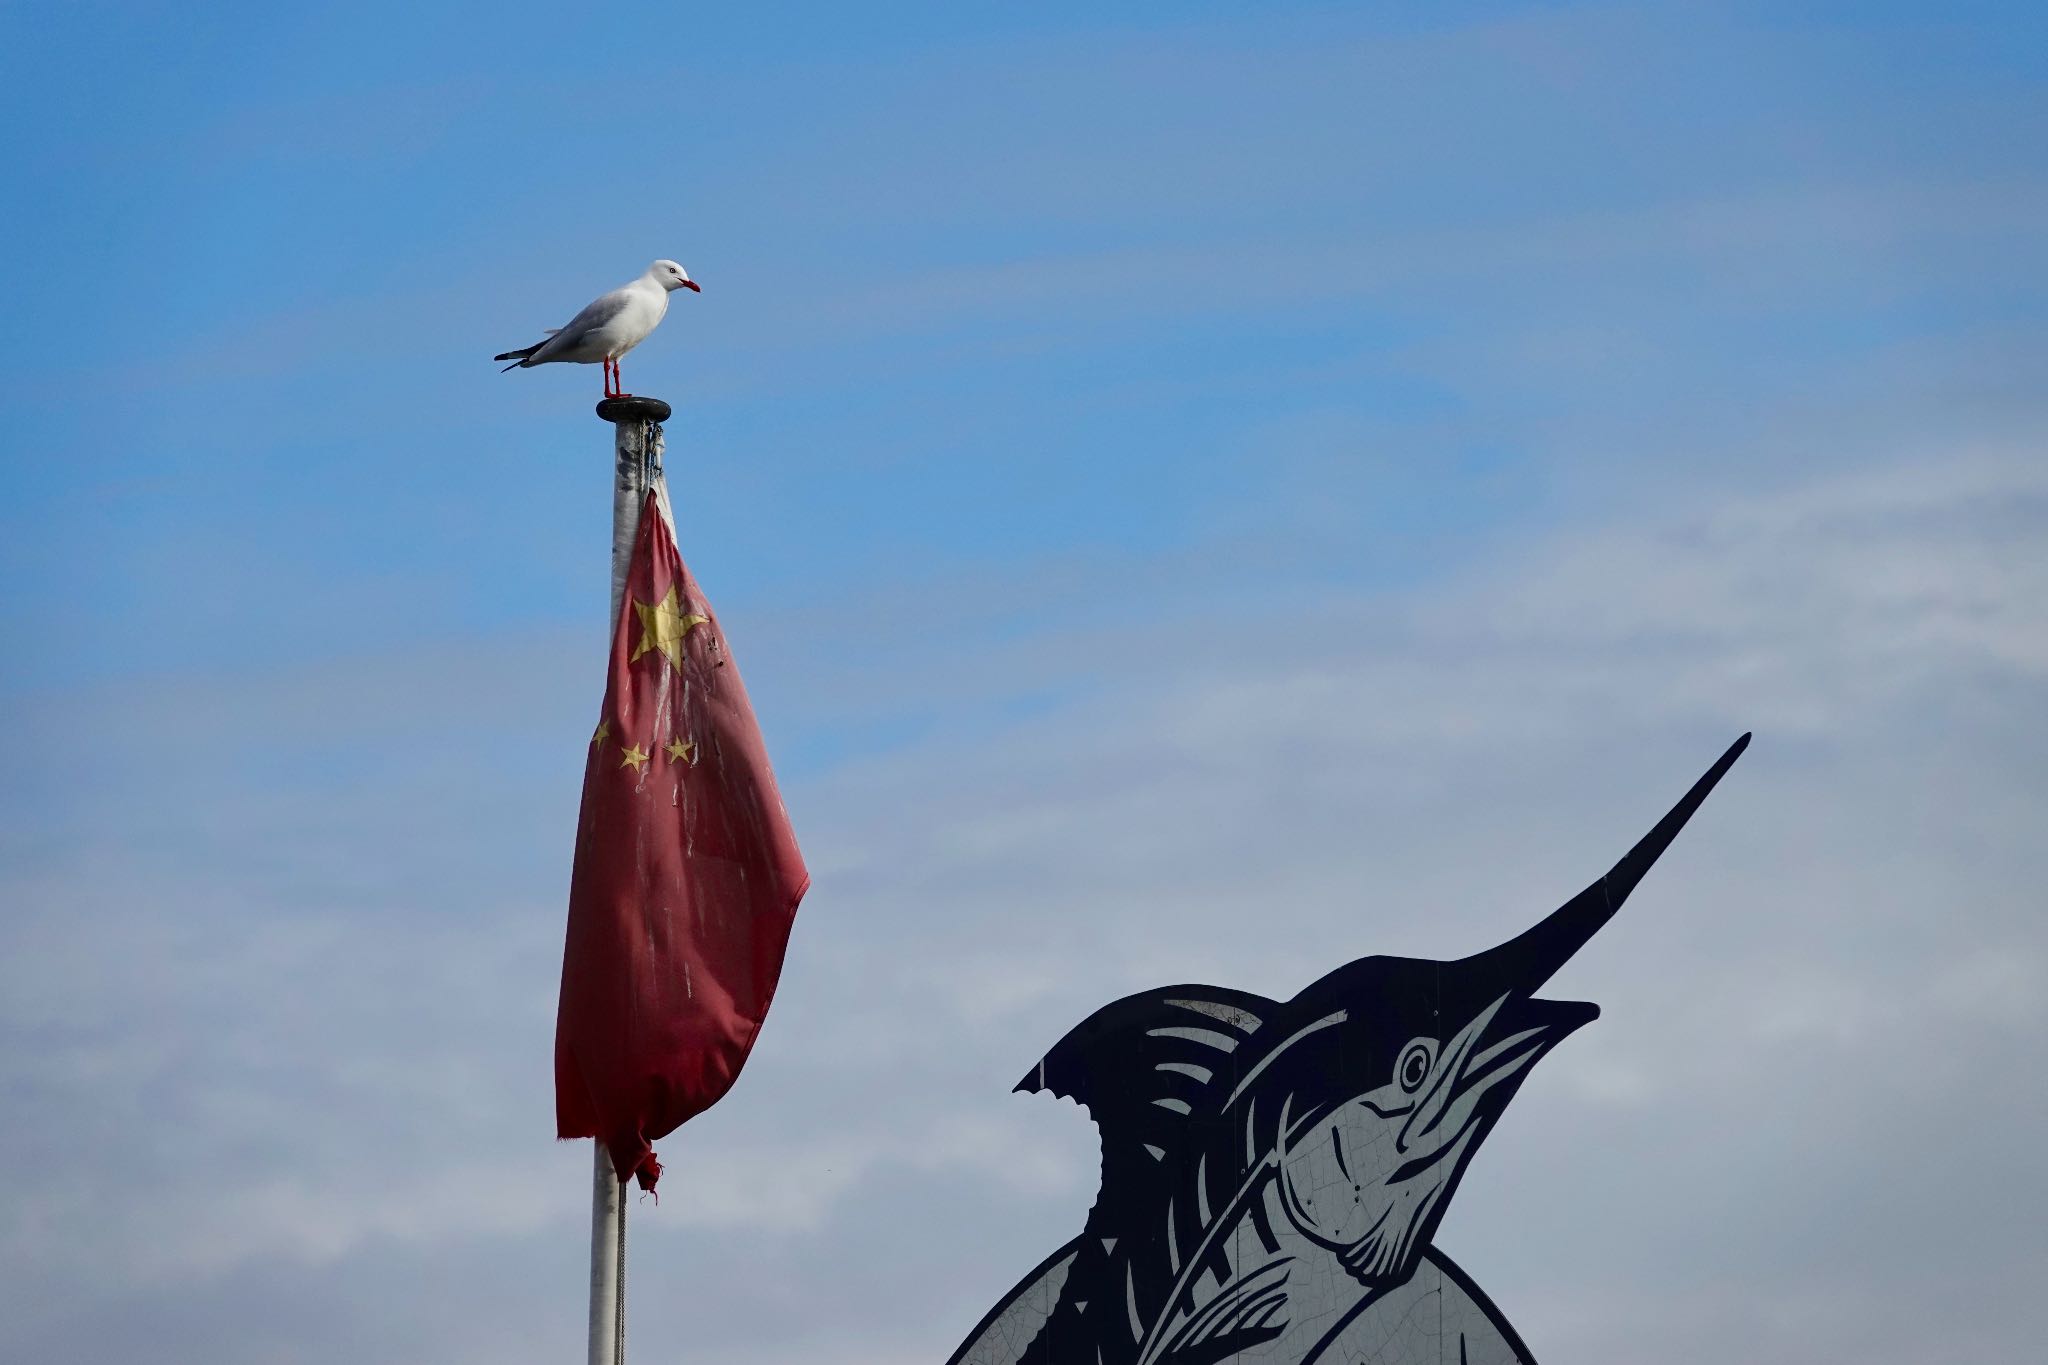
[948,735,1750,1365]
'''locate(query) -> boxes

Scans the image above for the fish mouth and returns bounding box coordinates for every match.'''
[1463,995,1598,1095]
[1375,733,1752,1171]
[1391,993,1595,1176]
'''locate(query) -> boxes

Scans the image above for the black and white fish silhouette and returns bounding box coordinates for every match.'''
[948,735,1750,1365]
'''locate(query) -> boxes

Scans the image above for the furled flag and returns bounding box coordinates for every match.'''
[556,490,809,1191]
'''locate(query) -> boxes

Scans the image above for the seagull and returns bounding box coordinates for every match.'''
[494,260,700,398]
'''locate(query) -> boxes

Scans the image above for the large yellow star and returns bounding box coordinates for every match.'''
[618,743,650,772]
[631,585,708,671]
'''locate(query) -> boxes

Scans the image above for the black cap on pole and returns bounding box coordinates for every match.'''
[596,396,672,424]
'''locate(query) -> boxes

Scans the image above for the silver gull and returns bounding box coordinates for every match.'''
[495,260,699,397]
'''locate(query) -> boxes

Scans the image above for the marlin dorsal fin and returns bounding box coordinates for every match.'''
[1014,985,1280,1365]
[1018,985,1272,1155]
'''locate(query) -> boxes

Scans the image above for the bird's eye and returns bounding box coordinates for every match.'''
[1397,1039,1435,1092]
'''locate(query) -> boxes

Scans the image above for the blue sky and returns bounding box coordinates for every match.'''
[2,3,2045,1363]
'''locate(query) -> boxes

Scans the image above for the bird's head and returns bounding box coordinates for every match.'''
[651,260,701,293]
[1256,734,1749,1288]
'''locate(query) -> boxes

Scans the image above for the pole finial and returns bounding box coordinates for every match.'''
[596,396,673,424]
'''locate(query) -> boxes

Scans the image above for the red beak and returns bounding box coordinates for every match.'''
[681,280,701,292]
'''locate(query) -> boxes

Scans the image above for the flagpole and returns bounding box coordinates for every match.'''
[587,1146,625,1365]
[589,393,671,1365]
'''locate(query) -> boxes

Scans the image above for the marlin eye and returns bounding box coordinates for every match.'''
[1397,1040,1435,1092]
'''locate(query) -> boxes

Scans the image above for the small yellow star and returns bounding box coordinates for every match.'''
[591,718,611,747]
[664,736,695,763]
[631,585,709,671]
[618,743,650,772]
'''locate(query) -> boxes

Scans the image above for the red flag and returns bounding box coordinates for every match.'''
[555,491,809,1190]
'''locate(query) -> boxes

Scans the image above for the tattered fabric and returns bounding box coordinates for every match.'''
[555,491,809,1190]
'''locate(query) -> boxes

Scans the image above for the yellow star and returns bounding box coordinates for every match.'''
[631,585,709,671]
[664,736,695,763]
[591,717,611,747]
[618,743,650,772]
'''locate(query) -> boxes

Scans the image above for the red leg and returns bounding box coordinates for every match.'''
[614,357,629,398]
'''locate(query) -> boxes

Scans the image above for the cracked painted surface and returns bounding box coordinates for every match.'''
[946,738,1748,1365]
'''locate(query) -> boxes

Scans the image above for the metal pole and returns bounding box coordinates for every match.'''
[604,396,670,620]
[589,394,672,1365]
[587,1145,624,1365]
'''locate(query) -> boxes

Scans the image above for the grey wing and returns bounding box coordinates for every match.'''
[528,288,633,363]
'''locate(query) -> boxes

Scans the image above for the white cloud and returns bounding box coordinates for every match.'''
[4,4,2045,1357]
[5,434,2045,1365]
